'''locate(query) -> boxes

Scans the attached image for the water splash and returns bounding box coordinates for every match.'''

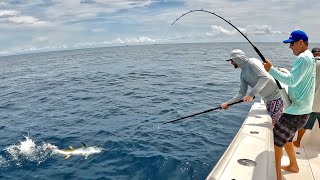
[1,136,103,168]
[2,136,56,167]
[0,155,9,167]
[19,136,36,156]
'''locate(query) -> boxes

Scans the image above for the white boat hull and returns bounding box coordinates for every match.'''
[207,101,320,180]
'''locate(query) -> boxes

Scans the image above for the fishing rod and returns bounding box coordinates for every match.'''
[162,99,245,125]
[172,10,264,61]
[171,9,291,108]
[172,10,281,85]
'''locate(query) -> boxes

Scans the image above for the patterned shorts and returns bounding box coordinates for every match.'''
[273,113,310,147]
[266,97,284,125]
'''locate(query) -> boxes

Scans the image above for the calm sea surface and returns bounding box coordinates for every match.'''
[0,42,319,179]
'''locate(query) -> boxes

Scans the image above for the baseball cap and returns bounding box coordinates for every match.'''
[283,30,308,43]
[226,49,245,61]
[312,47,320,53]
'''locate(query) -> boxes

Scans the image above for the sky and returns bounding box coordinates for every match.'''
[0,0,319,55]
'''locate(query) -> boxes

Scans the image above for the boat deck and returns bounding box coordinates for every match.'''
[206,101,320,180]
[282,123,320,180]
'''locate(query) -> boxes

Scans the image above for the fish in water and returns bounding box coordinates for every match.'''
[49,142,102,159]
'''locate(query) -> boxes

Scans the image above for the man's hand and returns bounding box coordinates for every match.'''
[263,59,273,72]
[243,95,254,102]
[220,102,229,109]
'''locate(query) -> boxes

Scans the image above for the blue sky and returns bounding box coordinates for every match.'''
[0,0,319,55]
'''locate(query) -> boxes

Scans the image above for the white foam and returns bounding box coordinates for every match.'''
[19,137,36,156]
[3,136,56,167]
[0,155,9,167]
[1,136,102,167]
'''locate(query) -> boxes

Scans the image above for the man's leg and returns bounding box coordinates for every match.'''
[293,128,306,148]
[294,113,316,147]
[282,142,299,172]
[282,114,310,173]
[274,145,283,180]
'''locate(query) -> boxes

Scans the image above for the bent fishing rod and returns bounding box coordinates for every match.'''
[171,9,284,90]
[162,99,248,125]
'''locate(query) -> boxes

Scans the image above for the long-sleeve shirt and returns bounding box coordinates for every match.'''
[313,58,320,112]
[228,58,281,104]
[269,49,316,115]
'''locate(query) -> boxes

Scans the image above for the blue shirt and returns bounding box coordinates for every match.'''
[269,50,316,115]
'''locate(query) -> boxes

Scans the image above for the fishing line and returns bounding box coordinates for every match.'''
[168,9,291,108]
[163,25,173,42]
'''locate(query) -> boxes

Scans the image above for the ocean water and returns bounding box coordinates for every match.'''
[0,42,318,179]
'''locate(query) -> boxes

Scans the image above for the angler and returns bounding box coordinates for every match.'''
[170,9,290,109]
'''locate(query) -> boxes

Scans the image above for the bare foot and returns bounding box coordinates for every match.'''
[281,165,299,173]
[293,141,301,148]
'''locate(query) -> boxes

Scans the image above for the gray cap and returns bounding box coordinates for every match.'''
[226,49,247,66]
[231,49,245,58]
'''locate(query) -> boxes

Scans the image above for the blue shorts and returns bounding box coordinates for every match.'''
[304,112,320,130]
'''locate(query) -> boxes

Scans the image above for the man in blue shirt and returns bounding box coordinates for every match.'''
[263,30,316,180]
[293,47,320,148]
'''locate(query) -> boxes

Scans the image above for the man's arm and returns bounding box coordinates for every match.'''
[269,57,309,86]
[227,78,248,104]
[247,61,270,97]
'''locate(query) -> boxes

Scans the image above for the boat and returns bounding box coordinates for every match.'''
[206,99,320,180]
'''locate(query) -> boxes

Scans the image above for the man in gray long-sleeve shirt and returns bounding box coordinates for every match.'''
[221,49,283,125]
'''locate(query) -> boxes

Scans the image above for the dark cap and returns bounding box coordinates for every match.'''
[312,47,320,53]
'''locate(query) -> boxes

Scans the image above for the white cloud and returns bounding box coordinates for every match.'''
[7,16,52,27]
[44,0,156,22]
[73,42,98,48]
[18,44,68,52]
[114,38,125,44]
[244,25,283,35]
[0,0,320,55]
[90,0,154,9]
[206,25,283,36]
[8,16,38,24]
[113,36,156,44]
[206,25,238,36]
[0,44,69,56]
[72,40,113,48]
[0,10,19,16]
